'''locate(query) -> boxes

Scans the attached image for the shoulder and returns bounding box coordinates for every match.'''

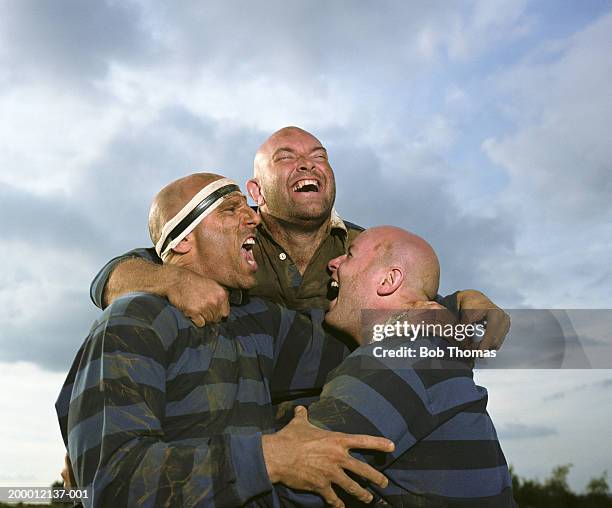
[330,338,481,396]
[341,219,364,243]
[342,220,364,233]
[100,292,188,344]
[228,296,287,333]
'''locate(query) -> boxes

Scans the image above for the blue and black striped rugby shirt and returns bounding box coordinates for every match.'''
[56,291,349,508]
[265,336,516,507]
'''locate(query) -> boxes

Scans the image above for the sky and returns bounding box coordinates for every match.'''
[0,0,611,493]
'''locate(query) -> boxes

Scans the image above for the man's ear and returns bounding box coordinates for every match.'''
[171,234,194,255]
[377,267,403,296]
[246,178,265,206]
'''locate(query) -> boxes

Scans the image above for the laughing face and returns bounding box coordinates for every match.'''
[252,127,336,224]
[325,230,384,343]
[194,191,261,290]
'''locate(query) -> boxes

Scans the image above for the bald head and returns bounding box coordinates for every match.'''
[148,173,223,245]
[248,126,336,224]
[325,225,441,340]
[254,126,322,179]
[365,226,440,301]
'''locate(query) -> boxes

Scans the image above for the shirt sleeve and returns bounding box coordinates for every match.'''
[436,291,459,316]
[89,247,160,309]
[66,295,272,508]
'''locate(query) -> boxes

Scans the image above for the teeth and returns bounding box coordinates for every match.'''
[330,280,339,288]
[292,179,319,191]
[243,237,255,245]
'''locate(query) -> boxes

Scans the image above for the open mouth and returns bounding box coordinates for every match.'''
[241,236,257,268]
[327,279,340,304]
[292,179,320,193]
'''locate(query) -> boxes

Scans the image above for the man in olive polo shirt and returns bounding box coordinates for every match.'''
[90,126,509,351]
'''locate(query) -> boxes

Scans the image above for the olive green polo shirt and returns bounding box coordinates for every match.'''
[250,209,363,312]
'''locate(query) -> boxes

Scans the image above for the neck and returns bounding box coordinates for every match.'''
[260,210,332,274]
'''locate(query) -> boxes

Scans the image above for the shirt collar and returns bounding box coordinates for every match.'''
[329,207,347,233]
[255,206,347,236]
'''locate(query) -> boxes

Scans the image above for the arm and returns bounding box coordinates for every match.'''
[67,299,271,507]
[90,248,229,326]
[90,248,159,308]
[261,406,393,508]
[454,289,511,350]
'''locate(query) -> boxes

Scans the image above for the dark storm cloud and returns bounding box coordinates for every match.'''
[0,0,153,84]
[73,107,266,250]
[0,183,103,248]
[0,290,99,371]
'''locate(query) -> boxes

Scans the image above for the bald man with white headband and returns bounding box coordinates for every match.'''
[56,173,394,508]
[154,177,242,262]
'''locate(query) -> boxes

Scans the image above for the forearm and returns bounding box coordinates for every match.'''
[103,258,178,307]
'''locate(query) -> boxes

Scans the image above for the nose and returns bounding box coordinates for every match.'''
[297,154,316,172]
[243,204,261,228]
[327,254,346,274]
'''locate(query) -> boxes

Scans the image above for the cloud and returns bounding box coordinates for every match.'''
[0,183,103,247]
[483,11,612,222]
[325,133,522,304]
[0,0,152,86]
[542,377,612,402]
[497,422,558,440]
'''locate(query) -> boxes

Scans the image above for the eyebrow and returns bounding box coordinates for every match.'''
[217,193,246,209]
[273,146,327,156]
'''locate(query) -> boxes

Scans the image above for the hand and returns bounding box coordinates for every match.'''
[262,406,394,508]
[403,300,458,328]
[165,266,230,327]
[61,453,75,489]
[456,289,510,350]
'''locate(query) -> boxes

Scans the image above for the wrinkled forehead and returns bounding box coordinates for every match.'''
[213,190,247,208]
[266,128,324,153]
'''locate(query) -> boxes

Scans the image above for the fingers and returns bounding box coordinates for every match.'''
[479,309,511,351]
[219,299,230,319]
[319,486,344,508]
[333,472,373,504]
[460,307,488,325]
[292,405,308,420]
[189,314,206,327]
[343,456,388,488]
[339,433,395,453]
[61,453,73,489]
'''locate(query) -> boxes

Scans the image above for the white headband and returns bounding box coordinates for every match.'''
[155,177,239,261]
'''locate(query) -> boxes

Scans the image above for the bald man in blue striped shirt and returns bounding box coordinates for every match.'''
[265,226,515,507]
